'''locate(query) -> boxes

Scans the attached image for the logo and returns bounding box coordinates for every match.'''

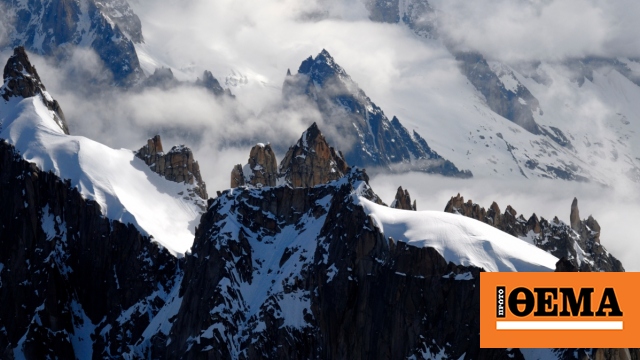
[480,272,640,348]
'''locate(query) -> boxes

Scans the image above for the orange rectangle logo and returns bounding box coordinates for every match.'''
[480,272,640,348]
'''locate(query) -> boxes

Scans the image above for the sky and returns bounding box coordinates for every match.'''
[4,0,640,269]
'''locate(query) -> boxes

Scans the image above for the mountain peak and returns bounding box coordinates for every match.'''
[2,47,43,97]
[1,47,69,134]
[284,51,470,177]
[297,49,348,85]
[300,122,321,148]
[279,123,349,187]
[570,197,580,231]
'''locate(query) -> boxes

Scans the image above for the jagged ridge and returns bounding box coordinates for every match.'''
[283,49,471,177]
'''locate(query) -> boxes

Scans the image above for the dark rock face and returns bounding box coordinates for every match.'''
[391,186,416,210]
[444,194,624,272]
[278,122,350,188]
[196,70,234,97]
[231,123,350,189]
[94,0,144,44]
[0,140,180,358]
[1,0,144,85]
[1,47,69,134]
[161,168,512,359]
[283,50,471,178]
[364,0,437,38]
[454,51,543,135]
[135,135,209,202]
[231,143,279,188]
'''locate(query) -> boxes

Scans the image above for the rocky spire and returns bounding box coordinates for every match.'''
[390,186,416,211]
[570,197,580,231]
[230,143,279,188]
[443,194,622,272]
[278,122,349,188]
[135,135,208,204]
[1,47,69,134]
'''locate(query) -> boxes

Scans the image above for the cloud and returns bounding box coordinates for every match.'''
[431,0,640,62]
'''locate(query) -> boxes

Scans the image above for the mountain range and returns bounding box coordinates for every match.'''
[1,0,639,359]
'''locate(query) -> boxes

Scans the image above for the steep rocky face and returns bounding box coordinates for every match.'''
[444,194,623,272]
[231,143,279,188]
[94,0,144,43]
[135,135,209,204]
[0,141,180,358]
[1,47,69,134]
[283,50,471,178]
[196,70,234,97]
[454,51,545,136]
[1,0,143,85]
[390,186,416,210]
[364,0,437,37]
[278,122,350,188]
[160,168,518,359]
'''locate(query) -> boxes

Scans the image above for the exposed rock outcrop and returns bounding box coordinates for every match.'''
[231,123,350,189]
[1,0,143,85]
[94,0,144,44]
[454,51,543,135]
[231,143,279,188]
[135,135,208,202]
[444,194,623,272]
[570,197,581,231]
[196,70,234,97]
[0,141,180,358]
[164,168,511,359]
[364,0,437,37]
[278,122,349,188]
[283,50,471,177]
[390,186,416,210]
[1,47,69,134]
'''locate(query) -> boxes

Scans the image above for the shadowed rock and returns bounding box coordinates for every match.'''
[230,143,279,188]
[444,194,622,272]
[570,197,580,231]
[1,47,69,134]
[278,122,349,188]
[135,135,208,202]
[391,186,416,211]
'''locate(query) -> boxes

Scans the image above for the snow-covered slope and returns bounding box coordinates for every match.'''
[0,94,200,255]
[356,195,558,272]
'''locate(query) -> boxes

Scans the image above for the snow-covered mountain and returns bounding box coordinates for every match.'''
[283,49,471,177]
[0,0,144,84]
[0,47,203,255]
[0,47,629,358]
[362,0,640,185]
[1,0,640,358]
